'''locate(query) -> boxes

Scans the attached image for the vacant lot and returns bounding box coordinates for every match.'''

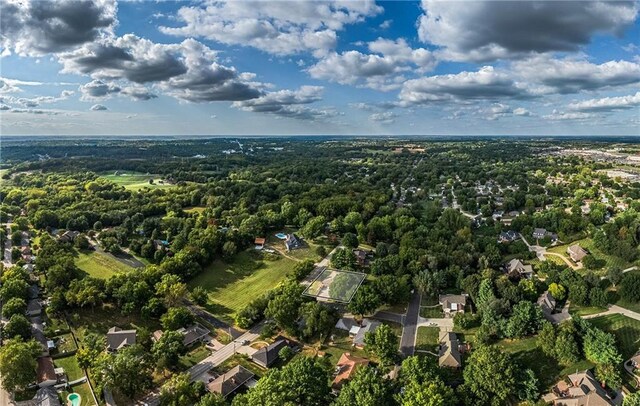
[188,250,297,324]
[100,171,176,191]
[75,250,133,279]
[589,314,640,359]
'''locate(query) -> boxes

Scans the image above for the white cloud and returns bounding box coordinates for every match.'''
[417,0,639,62]
[543,110,595,120]
[160,0,382,57]
[90,104,107,111]
[567,92,640,112]
[232,86,335,120]
[369,111,397,124]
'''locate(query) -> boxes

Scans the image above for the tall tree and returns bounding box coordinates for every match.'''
[0,338,41,392]
[463,345,519,405]
[334,366,395,406]
[364,324,398,366]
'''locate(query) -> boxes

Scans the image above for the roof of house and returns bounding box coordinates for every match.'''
[439,294,467,309]
[538,291,556,313]
[37,357,57,384]
[252,338,290,367]
[332,352,370,388]
[335,317,357,332]
[567,244,588,262]
[506,259,533,275]
[438,332,462,368]
[353,319,381,346]
[27,299,42,313]
[557,370,612,406]
[152,330,164,342]
[106,326,137,351]
[207,365,254,397]
[533,228,547,236]
[254,237,266,245]
[178,324,210,346]
[32,387,62,406]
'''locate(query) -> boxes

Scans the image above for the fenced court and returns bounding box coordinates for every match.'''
[303,268,365,303]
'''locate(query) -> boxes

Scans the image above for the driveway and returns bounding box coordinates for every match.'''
[417,317,454,331]
[399,291,421,357]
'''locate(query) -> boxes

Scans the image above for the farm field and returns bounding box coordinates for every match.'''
[188,250,297,324]
[99,171,176,191]
[75,250,133,279]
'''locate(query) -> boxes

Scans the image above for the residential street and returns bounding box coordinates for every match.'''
[399,291,421,357]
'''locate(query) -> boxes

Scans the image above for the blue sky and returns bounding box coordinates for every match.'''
[1,0,639,136]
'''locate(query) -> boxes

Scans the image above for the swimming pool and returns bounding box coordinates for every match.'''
[68,393,81,406]
[275,233,287,239]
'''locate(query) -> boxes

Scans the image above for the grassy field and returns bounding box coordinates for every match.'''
[416,326,439,352]
[60,382,95,406]
[100,171,176,191]
[178,343,210,370]
[75,250,133,279]
[497,336,595,389]
[55,355,84,381]
[588,314,640,359]
[188,250,297,324]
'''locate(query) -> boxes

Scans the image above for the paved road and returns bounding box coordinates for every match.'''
[2,221,13,267]
[187,302,243,338]
[399,291,421,358]
[583,305,640,322]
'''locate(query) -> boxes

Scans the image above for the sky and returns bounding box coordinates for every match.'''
[1,0,639,136]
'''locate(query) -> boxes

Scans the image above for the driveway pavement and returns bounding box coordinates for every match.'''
[399,291,421,357]
[416,317,454,330]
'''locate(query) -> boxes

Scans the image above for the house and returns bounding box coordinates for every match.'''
[58,230,79,243]
[284,234,303,251]
[542,370,612,405]
[152,330,164,342]
[254,237,266,250]
[505,259,534,279]
[533,228,547,240]
[207,365,254,397]
[353,319,381,348]
[498,230,518,243]
[335,317,357,332]
[153,239,169,251]
[567,244,588,263]
[27,299,42,316]
[106,327,137,351]
[32,318,49,356]
[492,211,504,221]
[439,294,467,317]
[18,387,62,406]
[251,336,294,368]
[353,249,370,266]
[36,357,58,387]
[332,352,370,389]
[438,332,462,368]
[178,324,210,347]
[538,291,556,314]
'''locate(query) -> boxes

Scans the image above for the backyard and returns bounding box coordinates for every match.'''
[548,238,634,272]
[60,382,95,406]
[178,343,211,370]
[188,250,297,324]
[68,305,161,342]
[588,314,640,359]
[54,355,85,381]
[74,250,134,279]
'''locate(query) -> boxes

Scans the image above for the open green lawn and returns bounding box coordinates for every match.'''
[420,306,444,318]
[100,171,176,191]
[588,314,640,359]
[54,332,77,354]
[75,250,133,279]
[188,250,297,324]
[55,355,84,381]
[60,382,95,406]
[497,336,595,389]
[416,327,439,352]
[69,305,160,342]
[321,328,372,366]
[569,305,607,317]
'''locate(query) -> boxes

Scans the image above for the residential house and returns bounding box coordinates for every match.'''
[542,370,612,405]
[252,336,295,368]
[153,239,169,251]
[567,244,588,263]
[438,332,462,368]
[57,230,79,243]
[284,234,303,251]
[332,352,370,389]
[152,330,164,342]
[36,357,58,387]
[439,294,467,317]
[178,324,211,347]
[352,319,381,348]
[492,211,504,221]
[335,317,357,332]
[32,317,49,356]
[504,259,534,279]
[207,365,254,398]
[106,327,137,351]
[353,249,371,267]
[28,284,39,300]
[27,299,42,316]
[254,237,266,250]
[498,230,519,243]
[16,387,61,406]
[538,291,556,314]
[532,228,547,240]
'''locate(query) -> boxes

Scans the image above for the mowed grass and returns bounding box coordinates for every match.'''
[54,355,84,381]
[75,250,133,279]
[416,326,439,352]
[69,305,160,342]
[100,172,176,191]
[188,250,297,324]
[61,382,95,406]
[548,238,633,270]
[588,314,640,359]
